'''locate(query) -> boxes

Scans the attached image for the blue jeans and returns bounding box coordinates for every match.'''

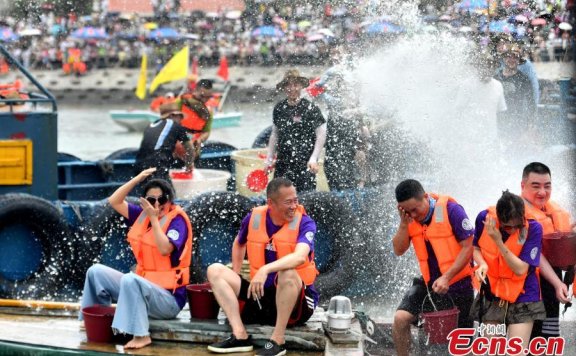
[79,264,180,336]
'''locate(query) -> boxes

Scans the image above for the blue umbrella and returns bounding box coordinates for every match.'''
[0,27,19,42]
[50,24,64,35]
[251,26,284,37]
[71,26,109,40]
[365,21,405,34]
[457,0,487,11]
[147,27,181,40]
[487,20,516,34]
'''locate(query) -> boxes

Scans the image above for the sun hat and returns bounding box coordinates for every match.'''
[276,69,310,90]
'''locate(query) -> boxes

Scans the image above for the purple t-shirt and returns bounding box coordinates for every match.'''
[237,210,319,307]
[128,203,189,309]
[415,198,475,295]
[474,210,543,303]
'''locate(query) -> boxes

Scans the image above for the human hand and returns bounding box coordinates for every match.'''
[555,283,571,304]
[484,216,502,243]
[475,264,488,285]
[397,205,412,226]
[307,161,319,174]
[137,167,157,182]
[264,160,275,174]
[139,196,160,219]
[432,275,450,295]
[248,268,268,301]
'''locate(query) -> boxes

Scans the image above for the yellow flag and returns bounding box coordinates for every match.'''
[135,54,148,100]
[149,46,189,94]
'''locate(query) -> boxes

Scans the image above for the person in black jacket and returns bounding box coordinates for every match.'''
[134,102,194,183]
[264,69,327,192]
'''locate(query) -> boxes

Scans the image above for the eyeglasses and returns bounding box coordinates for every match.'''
[145,195,168,205]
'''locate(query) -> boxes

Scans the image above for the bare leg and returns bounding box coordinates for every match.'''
[124,335,151,349]
[507,322,533,354]
[207,263,248,339]
[270,269,301,345]
[392,310,416,356]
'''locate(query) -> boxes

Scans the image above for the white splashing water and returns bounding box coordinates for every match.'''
[354,32,574,215]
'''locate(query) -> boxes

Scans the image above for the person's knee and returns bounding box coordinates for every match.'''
[206,263,227,282]
[86,263,106,280]
[393,310,415,330]
[120,273,139,289]
[276,269,300,289]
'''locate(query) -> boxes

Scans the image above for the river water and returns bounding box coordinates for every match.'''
[57,101,274,160]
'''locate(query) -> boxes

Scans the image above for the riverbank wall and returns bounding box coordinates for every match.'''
[3,62,573,107]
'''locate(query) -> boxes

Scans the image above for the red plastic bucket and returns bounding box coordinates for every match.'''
[422,307,460,344]
[186,283,219,319]
[542,232,576,268]
[82,305,116,343]
[170,170,193,180]
[246,169,268,192]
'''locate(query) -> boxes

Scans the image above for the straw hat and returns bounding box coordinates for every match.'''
[276,69,310,90]
[159,102,184,119]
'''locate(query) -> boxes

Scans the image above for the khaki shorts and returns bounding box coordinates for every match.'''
[470,294,546,325]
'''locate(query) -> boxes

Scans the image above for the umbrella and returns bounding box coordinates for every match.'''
[143,22,158,30]
[459,26,473,33]
[488,20,515,34]
[530,18,546,26]
[457,0,487,11]
[50,24,64,35]
[307,33,325,42]
[251,25,284,37]
[514,15,528,23]
[147,27,181,40]
[184,33,200,40]
[318,28,335,37]
[559,22,573,31]
[365,21,405,34]
[71,26,109,40]
[0,27,18,42]
[226,10,242,20]
[19,28,42,36]
[293,31,306,38]
[297,20,312,30]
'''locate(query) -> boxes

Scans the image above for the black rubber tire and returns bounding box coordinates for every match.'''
[298,191,359,299]
[104,147,139,161]
[77,199,138,275]
[185,192,255,282]
[251,125,272,148]
[0,193,75,299]
[57,152,82,162]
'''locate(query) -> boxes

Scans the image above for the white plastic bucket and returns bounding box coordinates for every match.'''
[170,169,231,200]
[230,148,329,197]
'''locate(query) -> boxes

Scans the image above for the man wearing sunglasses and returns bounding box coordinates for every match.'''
[79,168,193,349]
[135,102,194,182]
[520,162,574,341]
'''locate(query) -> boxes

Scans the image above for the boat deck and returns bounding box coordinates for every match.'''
[0,306,363,355]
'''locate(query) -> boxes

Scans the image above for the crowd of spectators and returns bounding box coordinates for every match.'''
[0,0,573,74]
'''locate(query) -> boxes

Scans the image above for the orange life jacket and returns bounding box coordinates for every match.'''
[478,207,531,303]
[246,205,318,285]
[150,96,176,112]
[126,205,193,292]
[408,193,473,285]
[523,199,572,236]
[179,93,209,133]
